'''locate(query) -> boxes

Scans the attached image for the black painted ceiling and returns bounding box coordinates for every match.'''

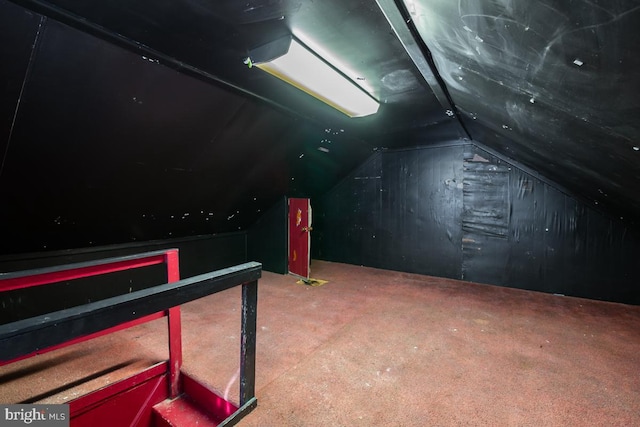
[404,0,640,225]
[1,0,639,254]
[13,0,454,139]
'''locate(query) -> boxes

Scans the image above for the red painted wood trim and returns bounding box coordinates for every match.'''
[0,255,166,292]
[168,307,182,398]
[164,250,180,283]
[165,249,183,398]
[71,372,168,427]
[69,361,168,417]
[182,373,239,420]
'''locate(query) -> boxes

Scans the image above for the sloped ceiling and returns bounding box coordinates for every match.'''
[1,0,639,254]
[402,0,640,224]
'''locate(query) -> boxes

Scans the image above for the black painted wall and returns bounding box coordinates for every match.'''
[314,143,640,304]
[314,144,464,279]
[247,197,288,274]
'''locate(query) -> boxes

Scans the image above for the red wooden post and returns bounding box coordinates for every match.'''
[165,249,182,399]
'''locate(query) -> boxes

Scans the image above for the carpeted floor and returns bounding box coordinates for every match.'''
[1,260,639,426]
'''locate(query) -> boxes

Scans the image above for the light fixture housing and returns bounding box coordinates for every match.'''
[247,35,380,118]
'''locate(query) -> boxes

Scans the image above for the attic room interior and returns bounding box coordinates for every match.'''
[0,0,639,425]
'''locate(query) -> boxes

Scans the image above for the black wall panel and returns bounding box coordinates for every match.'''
[461,150,512,285]
[378,147,464,277]
[314,154,381,267]
[315,143,640,304]
[315,144,465,279]
[247,197,287,274]
[462,146,640,303]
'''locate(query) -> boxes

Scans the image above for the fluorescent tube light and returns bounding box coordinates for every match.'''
[248,37,379,118]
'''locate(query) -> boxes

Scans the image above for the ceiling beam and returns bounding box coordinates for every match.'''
[375,0,472,140]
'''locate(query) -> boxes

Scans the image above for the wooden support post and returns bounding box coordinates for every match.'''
[165,249,182,398]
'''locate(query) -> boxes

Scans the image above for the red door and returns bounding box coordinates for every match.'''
[288,198,311,279]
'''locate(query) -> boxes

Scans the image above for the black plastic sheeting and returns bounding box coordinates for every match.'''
[315,143,640,304]
[461,146,639,303]
[462,154,510,239]
[314,143,465,280]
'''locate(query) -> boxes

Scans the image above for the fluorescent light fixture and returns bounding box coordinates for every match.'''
[246,36,379,118]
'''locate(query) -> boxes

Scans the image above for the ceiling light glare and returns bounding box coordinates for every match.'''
[250,37,379,118]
